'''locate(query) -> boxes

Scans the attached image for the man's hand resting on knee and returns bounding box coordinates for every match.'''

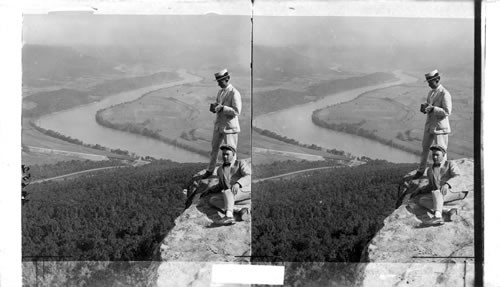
[231,183,241,195]
[440,183,450,196]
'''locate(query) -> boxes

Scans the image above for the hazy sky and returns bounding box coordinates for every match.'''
[23,14,251,48]
[24,14,473,51]
[254,16,473,49]
[23,14,473,72]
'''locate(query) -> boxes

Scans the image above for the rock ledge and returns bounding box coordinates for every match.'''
[359,158,475,287]
[151,175,251,287]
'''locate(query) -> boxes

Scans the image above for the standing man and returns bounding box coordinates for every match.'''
[203,69,242,179]
[209,144,251,225]
[414,69,452,179]
[417,145,466,226]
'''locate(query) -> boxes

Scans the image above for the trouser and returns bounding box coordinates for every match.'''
[209,190,251,214]
[418,189,468,213]
[207,130,238,172]
[418,132,448,173]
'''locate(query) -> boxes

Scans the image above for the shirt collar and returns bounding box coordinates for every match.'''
[432,84,443,92]
[222,83,233,91]
[433,159,445,168]
[222,158,236,167]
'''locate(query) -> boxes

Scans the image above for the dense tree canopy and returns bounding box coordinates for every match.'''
[252,160,414,262]
[22,160,204,261]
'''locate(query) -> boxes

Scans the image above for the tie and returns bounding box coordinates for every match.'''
[430,89,438,105]
[432,165,441,189]
[222,164,231,189]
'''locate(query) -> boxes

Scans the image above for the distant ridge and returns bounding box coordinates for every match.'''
[22,44,116,85]
[253,45,330,80]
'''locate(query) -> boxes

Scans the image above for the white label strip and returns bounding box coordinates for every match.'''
[211,264,285,285]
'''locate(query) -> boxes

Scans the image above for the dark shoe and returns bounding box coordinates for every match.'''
[413,171,424,180]
[238,208,250,221]
[425,217,444,226]
[217,216,235,226]
[447,208,458,221]
[200,170,213,179]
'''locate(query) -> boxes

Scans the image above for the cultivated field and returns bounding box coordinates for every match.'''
[251,70,400,164]
[251,132,343,165]
[98,74,252,159]
[253,71,395,116]
[21,120,122,165]
[22,66,178,165]
[313,71,473,159]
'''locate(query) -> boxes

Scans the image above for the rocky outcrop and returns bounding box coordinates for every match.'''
[151,169,251,287]
[359,158,475,286]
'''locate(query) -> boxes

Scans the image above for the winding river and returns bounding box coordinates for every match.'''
[36,70,208,162]
[37,69,420,164]
[254,71,421,163]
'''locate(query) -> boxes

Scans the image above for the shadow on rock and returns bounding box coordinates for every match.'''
[400,170,471,229]
[185,174,222,222]
[187,173,251,227]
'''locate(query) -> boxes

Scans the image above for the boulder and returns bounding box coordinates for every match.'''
[359,158,475,286]
[151,167,251,287]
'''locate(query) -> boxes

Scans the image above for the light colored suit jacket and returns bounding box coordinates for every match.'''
[425,84,452,135]
[216,159,251,193]
[426,160,462,193]
[214,84,241,134]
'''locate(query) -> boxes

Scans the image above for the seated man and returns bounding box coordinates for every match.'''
[417,144,467,226]
[209,144,251,226]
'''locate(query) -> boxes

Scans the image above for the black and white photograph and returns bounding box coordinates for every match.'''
[19,2,252,286]
[1,0,499,286]
[251,1,477,286]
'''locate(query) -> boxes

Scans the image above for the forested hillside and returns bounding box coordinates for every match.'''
[252,160,414,262]
[23,71,179,118]
[23,160,204,261]
[253,72,396,116]
[22,44,118,86]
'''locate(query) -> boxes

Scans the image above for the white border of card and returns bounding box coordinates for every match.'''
[1,0,499,286]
